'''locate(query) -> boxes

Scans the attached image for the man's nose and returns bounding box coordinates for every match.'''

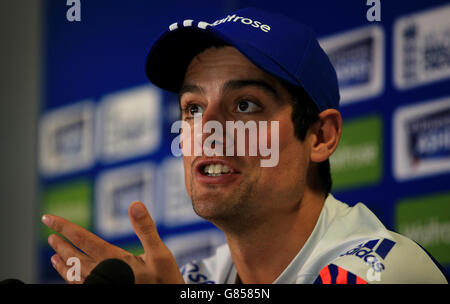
[200,101,226,126]
[197,102,226,154]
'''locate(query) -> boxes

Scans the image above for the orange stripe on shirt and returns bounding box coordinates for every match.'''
[319,265,332,284]
[336,266,348,284]
[356,276,368,284]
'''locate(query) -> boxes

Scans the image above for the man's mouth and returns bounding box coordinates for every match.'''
[201,163,233,177]
[194,159,240,184]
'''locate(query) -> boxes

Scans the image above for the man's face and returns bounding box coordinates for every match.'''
[179,46,312,230]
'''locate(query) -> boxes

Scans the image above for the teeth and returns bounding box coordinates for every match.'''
[203,163,232,176]
[207,165,215,174]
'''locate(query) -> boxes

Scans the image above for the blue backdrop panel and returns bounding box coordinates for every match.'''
[39,0,450,282]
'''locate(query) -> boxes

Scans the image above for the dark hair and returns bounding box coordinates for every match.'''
[282,82,332,196]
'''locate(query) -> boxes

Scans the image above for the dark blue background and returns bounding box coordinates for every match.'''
[40,0,450,282]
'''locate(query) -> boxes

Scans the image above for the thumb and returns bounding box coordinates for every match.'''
[129,201,162,253]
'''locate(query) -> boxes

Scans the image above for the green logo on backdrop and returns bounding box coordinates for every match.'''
[40,179,92,241]
[330,114,383,190]
[395,192,450,265]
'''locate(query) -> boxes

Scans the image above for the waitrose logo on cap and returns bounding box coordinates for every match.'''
[210,14,271,32]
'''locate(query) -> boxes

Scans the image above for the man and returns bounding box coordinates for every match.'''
[42,7,448,284]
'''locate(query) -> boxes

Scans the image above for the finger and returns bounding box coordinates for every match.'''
[128,201,163,253]
[50,254,83,284]
[42,214,126,260]
[48,233,88,262]
[48,234,95,279]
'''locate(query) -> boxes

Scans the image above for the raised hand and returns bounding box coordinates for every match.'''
[42,201,185,284]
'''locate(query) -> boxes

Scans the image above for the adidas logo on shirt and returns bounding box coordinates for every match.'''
[340,238,396,272]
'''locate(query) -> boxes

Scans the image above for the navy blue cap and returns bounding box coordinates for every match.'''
[145,7,340,111]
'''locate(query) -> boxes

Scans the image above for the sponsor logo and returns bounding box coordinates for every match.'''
[402,218,450,248]
[97,85,162,163]
[39,101,95,176]
[407,109,450,161]
[180,263,215,284]
[39,85,163,176]
[396,192,450,265]
[393,96,450,180]
[330,114,382,190]
[95,163,156,239]
[394,3,450,89]
[320,25,384,104]
[170,15,271,33]
[160,157,206,226]
[41,179,92,241]
[210,14,271,32]
[166,230,225,281]
[340,238,396,273]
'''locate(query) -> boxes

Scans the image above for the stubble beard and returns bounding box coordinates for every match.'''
[189,174,262,234]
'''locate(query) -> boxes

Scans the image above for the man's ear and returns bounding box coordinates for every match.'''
[310,109,342,163]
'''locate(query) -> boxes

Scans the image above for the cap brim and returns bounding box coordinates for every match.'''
[145,26,300,94]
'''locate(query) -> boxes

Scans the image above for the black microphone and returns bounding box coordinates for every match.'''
[84,258,134,284]
[0,278,25,284]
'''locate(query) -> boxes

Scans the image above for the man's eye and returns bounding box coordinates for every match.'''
[184,104,204,117]
[236,100,261,113]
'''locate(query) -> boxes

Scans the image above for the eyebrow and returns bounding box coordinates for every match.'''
[179,84,204,97]
[179,79,279,99]
[223,79,279,98]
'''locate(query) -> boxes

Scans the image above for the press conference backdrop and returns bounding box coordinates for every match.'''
[38,0,450,282]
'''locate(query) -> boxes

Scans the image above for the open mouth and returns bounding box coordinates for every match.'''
[200,163,234,177]
[195,159,240,177]
[194,159,241,185]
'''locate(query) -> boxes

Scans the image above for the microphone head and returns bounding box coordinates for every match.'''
[84,258,135,284]
[0,278,25,284]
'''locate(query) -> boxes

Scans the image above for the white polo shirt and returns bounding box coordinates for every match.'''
[180,194,448,284]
